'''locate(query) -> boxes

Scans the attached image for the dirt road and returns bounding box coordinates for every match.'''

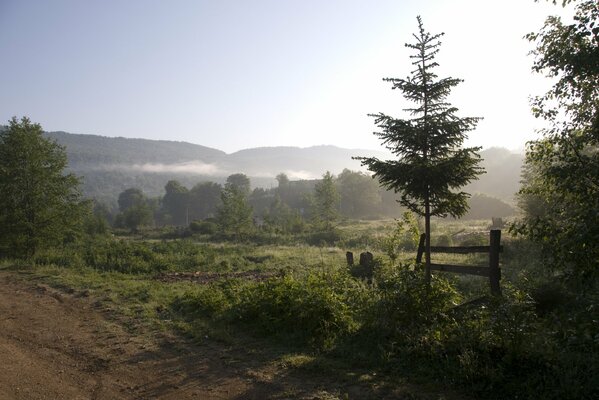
[0,271,451,400]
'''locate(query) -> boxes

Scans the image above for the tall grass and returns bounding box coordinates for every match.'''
[4,219,598,399]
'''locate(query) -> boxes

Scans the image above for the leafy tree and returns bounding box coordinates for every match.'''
[118,188,145,212]
[336,169,382,218]
[122,202,153,233]
[356,17,484,283]
[217,176,254,239]
[162,180,189,226]
[265,195,305,234]
[312,171,340,231]
[83,200,113,236]
[514,0,599,280]
[92,201,115,226]
[188,181,222,220]
[248,187,273,218]
[276,173,290,187]
[115,187,153,232]
[225,173,251,195]
[0,117,87,258]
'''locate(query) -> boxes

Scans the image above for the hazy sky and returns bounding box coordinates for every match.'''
[0,0,571,153]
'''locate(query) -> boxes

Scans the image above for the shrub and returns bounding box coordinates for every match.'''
[434,234,453,247]
[236,272,363,350]
[172,281,241,318]
[361,265,460,347]
[82,239,166,274]
[379,212,420,261]
[189,220,218,235]
[33,247,82,267]
[305,229,342,246]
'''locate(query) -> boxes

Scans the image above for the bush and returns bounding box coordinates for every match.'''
[82,239,167,274]
[305,229,342,246]
[434,234,453,247]
[33,247,82,268]
[360,265,460,348]
[189,220,218,235]
[171,281,241,318]
[236,272,364,350]
[378,212,420,261]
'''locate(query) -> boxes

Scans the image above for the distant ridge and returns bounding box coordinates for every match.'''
[2,128,522,204]
[44,131,227,168]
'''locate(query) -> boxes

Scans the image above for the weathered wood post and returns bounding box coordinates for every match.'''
[416,233,426,264]
[359,251,373,267]
[489,230,501,295]
[346,251,354,267]
[359,251,374,283]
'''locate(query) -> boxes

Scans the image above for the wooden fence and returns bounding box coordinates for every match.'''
[416,230,502,295]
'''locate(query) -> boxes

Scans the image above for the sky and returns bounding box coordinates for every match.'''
[0,0,572,153]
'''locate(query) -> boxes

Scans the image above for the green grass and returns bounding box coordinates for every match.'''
[2,218,597,400]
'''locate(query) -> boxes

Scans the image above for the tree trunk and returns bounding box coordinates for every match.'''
[424,194,431,285]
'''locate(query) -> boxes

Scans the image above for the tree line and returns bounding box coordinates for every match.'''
[106,169,405,235]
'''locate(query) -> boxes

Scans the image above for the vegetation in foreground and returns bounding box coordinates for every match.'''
[2,218,598,400]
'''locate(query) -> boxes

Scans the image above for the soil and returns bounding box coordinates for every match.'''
[155,270,281,284]
[0,271,455,400]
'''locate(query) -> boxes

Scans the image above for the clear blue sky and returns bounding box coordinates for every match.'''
[0,0,569,153]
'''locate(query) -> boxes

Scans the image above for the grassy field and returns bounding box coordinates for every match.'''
[2,218,597,400]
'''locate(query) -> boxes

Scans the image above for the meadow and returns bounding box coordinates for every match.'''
[3,217,597,400]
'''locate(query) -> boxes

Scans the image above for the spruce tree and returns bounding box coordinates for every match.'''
[356,17,484,283]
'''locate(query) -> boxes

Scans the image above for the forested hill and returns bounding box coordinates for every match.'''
[44,131,227,168]
[15,129,521,205]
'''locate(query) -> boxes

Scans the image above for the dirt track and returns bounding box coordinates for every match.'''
[0,271,455,400]
[0,271,279,399]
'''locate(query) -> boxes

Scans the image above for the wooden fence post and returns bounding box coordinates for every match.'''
[416,233,426,264]
[359,252,373,267]
[346,251,354,267]
[489,230,501,295]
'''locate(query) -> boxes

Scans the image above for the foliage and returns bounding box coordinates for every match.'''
[217,175,254,239]
[312,171,340,231]
[356,17,483,282]
[0,117,87,258]
[225,173,251,195]
[189,219,218,235]
[379,212,420,262]
[122,202,154,233]
[264,195,306,234]
[336,169,382,218]
[7,222,599,399]
[236,272,363,350]
[359,265,460,347]
[114,188,154,232]
[188,181,222,220]
[162,180,189,226]
[514,0,599,280]
[118,188,145,212]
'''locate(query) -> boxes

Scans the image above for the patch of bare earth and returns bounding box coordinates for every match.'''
[155,270,281,284]
[0,271,460,400]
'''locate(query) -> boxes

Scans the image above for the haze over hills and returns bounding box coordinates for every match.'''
[38,130,523,206]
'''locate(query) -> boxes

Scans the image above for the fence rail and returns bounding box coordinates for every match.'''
[416,230,502,295]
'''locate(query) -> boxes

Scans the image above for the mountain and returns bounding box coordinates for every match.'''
[35,131,389,203]
[467,147,523,202]
[226,145,378,179]
[21,130,522,206]
[44,131,227,169]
